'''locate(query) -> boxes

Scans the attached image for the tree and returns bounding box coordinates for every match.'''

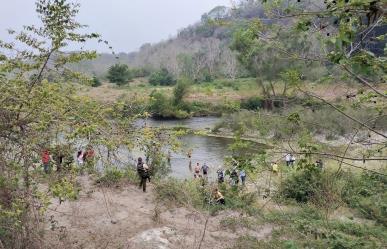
[91,75,102,87]
[148,68,176,86]
[107,63,131,85]
[173,79,191,105]
[0,1,134,248]
[231,20,312,108]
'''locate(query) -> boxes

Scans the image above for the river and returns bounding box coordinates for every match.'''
[132,117,266,181]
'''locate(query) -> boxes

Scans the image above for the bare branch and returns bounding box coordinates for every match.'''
[342,65,387,98]
[300,88,387,138]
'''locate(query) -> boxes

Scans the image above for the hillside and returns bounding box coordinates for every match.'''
[73,1,266,79]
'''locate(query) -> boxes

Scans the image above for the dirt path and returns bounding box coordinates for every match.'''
[45,176,273,249]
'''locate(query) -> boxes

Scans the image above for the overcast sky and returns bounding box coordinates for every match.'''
[0,0,231,53]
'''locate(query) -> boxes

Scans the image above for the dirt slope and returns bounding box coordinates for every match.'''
[45,176,273,249]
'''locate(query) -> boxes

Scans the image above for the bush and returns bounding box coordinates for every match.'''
[107,63,132,85]
[148,91,172,116]
[154,179,205,208]
[95,168,124,187]
[91,75,101,87]
[148,90,191,119]
[148,68,176,86]
[50,178,79,201]
[342,170,387,225]
[241,96,264,110]
[173,79,190,105]
[264,206,387,249]
[279,166,323,203]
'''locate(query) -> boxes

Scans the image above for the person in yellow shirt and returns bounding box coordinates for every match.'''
[272,162,279,174]
[213,188,225,205]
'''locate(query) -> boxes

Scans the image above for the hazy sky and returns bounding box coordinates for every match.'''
[0,0,231,53]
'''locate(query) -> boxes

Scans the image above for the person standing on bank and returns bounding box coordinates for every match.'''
[240,169,246,186]
[285,153,291,167]
[290,154,296,166]
[41,149,51,174]
[202,163,209,179]
[137,157,147,192]
[217,167,224,184]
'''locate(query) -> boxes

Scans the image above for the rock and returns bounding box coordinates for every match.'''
[126,227,175,249]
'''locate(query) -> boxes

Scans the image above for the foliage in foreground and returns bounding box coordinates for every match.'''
[0,1,135,248]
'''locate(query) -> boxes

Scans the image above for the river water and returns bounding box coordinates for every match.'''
[130,117,234,181]
[132,117,268,180]
[90,117,263,180]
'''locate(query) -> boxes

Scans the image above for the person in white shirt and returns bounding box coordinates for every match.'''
[285,153,291,166]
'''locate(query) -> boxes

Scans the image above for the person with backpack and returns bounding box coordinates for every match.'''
[202,163,209,179]
[230,168,239,186]
[137,157,147,192]
[143,163,151,182]
[217,167,224,184]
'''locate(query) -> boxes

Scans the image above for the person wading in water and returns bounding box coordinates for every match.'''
[194,162,201,178]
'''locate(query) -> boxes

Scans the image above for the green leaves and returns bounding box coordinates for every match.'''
[295,19,312,32]
[107,63,132,85]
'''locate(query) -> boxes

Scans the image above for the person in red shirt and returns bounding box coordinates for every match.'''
[41,149,50,174]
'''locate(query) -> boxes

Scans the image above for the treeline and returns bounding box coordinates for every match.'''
[80,0,385,89]
[73,1,268,81]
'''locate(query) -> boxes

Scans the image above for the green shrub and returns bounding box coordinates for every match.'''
[95,168,124,187]
[149,91,170,116]
[91,75,101,87]
[50,178,79,201]
[148,68,176,86]
[241,96,264,110]
[265,206,387,249]
[107,63,132,85]
[173,79,190,105]
[279,166,323,203]
[154,179,205,208]
[342,170,387,225]
[148,90,191,119]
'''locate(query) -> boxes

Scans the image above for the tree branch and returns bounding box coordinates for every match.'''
[342,65,387,98]
[300,89,387,138]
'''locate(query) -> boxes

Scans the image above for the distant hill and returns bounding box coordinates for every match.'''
[73,0,268,80]
[74,0,386,82]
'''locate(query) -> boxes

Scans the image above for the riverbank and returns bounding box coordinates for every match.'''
[45,175,274,249]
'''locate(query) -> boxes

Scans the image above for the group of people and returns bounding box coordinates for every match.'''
[76,147,95,166]
[270,154,323,173]
[216,167,246,186]
[285,153,296,167]
[40,146,95,174]
[211,167,246,205]
[193,162,209,179]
